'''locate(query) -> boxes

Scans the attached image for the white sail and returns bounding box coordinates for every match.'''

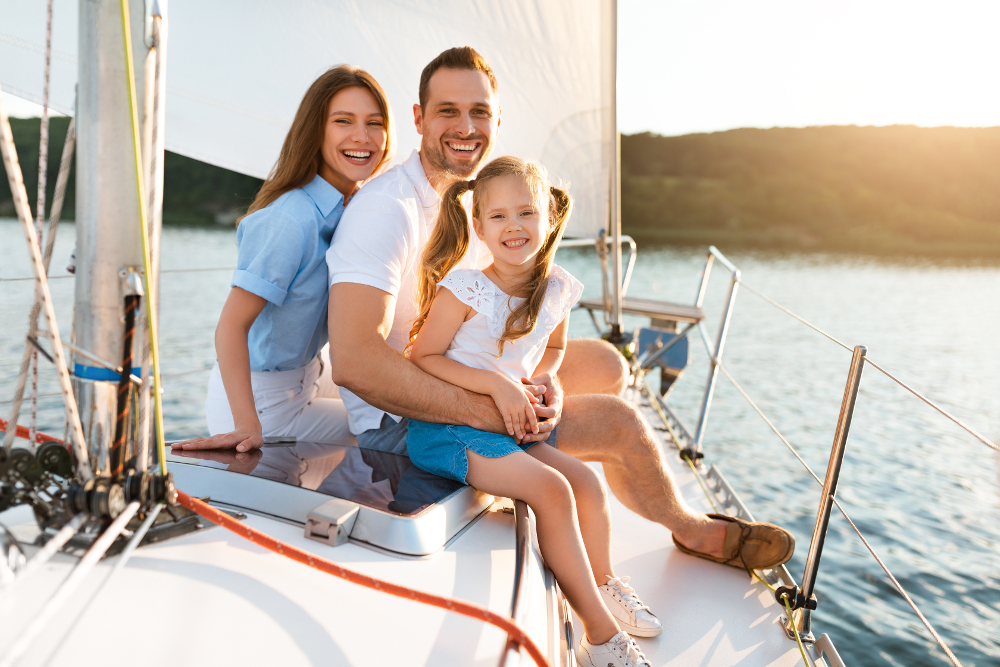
[0,0,614,237]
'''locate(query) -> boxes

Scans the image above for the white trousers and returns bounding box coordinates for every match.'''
[205,345,356,446]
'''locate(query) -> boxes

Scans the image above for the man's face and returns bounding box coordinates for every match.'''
[413,68,500,181]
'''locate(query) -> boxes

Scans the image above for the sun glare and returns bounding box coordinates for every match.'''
[619,0,1000,136]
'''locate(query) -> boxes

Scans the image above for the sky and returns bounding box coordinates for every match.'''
[4,0,1000,136]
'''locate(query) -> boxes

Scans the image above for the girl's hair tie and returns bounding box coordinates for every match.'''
[467,179,476,189]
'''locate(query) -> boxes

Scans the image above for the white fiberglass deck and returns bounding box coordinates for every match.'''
[0,396,832,667]
[581,401,809,666]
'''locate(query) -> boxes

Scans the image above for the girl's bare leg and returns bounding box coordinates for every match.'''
[527,444,614,588]
[465,450,620,645]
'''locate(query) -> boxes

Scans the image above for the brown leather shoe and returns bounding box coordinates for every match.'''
[672,513,795,575]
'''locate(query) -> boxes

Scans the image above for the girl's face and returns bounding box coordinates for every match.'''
[473,175,548,270]
[318,86,387,197]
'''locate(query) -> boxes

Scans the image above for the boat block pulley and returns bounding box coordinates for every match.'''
[775,585,817,611]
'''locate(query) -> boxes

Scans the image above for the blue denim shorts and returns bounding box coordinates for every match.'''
[405,421,545,484]
[358,415,557,484]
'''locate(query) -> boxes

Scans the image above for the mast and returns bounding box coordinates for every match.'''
[608,0,624,341]
[74,0,164,474]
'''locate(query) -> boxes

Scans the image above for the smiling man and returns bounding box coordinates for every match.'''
[326,47,795,584]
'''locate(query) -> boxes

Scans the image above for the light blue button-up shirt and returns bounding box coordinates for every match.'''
[233,175,344,372]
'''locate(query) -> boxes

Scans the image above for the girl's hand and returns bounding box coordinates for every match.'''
[490,375,540,442]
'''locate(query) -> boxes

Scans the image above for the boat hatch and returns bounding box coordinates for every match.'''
[166,442,494,557]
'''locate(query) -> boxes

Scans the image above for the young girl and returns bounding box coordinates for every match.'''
[405,157,658,667]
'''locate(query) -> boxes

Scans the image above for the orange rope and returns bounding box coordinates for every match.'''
[175,490,550,667]
[0,417,62,446]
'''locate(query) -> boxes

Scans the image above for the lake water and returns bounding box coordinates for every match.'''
[2,218,998,666]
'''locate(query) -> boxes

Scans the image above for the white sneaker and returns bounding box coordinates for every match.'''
[599,575,663,637]
[577,631,651,667]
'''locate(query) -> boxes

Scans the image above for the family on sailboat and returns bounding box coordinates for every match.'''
[173,46,795,667]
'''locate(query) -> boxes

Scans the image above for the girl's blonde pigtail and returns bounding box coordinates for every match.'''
[406,180,474,354]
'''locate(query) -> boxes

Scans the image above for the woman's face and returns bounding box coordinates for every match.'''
[319,86,387,196]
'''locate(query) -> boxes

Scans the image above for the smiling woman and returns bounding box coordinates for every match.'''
[172,65,393,455]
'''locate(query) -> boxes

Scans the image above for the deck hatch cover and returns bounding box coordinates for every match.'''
[167,442,493,556]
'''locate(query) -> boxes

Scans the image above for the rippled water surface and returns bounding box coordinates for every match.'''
[2,219,998,665]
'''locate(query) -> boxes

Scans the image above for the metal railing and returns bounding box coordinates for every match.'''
[665,246,992,667]
[560,234,638,327]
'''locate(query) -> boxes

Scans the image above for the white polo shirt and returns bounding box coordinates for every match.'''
[326,149,489,434]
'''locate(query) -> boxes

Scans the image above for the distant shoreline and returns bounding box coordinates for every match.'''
[5,119,1000,258]
[624,226,1000,259]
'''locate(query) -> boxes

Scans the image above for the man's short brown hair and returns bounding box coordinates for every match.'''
[418,46,498,109]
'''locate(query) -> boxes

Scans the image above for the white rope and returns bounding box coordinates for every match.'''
[2,117,76,454]
[0,85,91,479]
[28,0,55,451]
[0,502,139,667]
[136,14,164,473]
[2,513,87,590]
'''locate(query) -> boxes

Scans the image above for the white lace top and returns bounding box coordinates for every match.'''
[436,265,584,381]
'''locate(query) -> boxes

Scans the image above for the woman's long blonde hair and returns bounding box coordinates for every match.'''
[238,65,394,223]
[407,156,573,356]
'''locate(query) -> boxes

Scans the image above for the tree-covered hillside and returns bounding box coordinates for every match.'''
[622,126,1000,255]
[5,118,1000,256]
[0,117,262,226]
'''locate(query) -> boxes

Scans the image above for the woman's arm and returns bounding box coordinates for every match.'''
[410,289,541,439]
[172,287,266,452]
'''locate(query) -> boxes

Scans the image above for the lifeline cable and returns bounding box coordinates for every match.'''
[641,379,719,513]
[175,490,550,667]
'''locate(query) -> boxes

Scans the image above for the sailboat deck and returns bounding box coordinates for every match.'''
[580,399,809,666]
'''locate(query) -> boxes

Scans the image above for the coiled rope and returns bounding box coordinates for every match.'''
[175,490,550,667]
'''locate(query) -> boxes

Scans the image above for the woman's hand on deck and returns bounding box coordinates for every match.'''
[171,425,264,453]
[170,445,263,473]
[490,375,541,442]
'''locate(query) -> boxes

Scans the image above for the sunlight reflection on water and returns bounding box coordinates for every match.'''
[2,219,998,665]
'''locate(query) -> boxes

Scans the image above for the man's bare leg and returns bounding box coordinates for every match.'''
[555,393,727,558]
[561,339,628,397]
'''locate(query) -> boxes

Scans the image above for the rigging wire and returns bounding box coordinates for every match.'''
[711,360,966,666]
[0,267,238,282]
[118,0,167,475]
[659,264,972,664]
[829,496,964,667]
[0,366,214,406]
[738,279,999,454]
[715,362,823,487]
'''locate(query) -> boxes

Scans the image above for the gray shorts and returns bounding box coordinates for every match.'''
[358,414,558,456]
